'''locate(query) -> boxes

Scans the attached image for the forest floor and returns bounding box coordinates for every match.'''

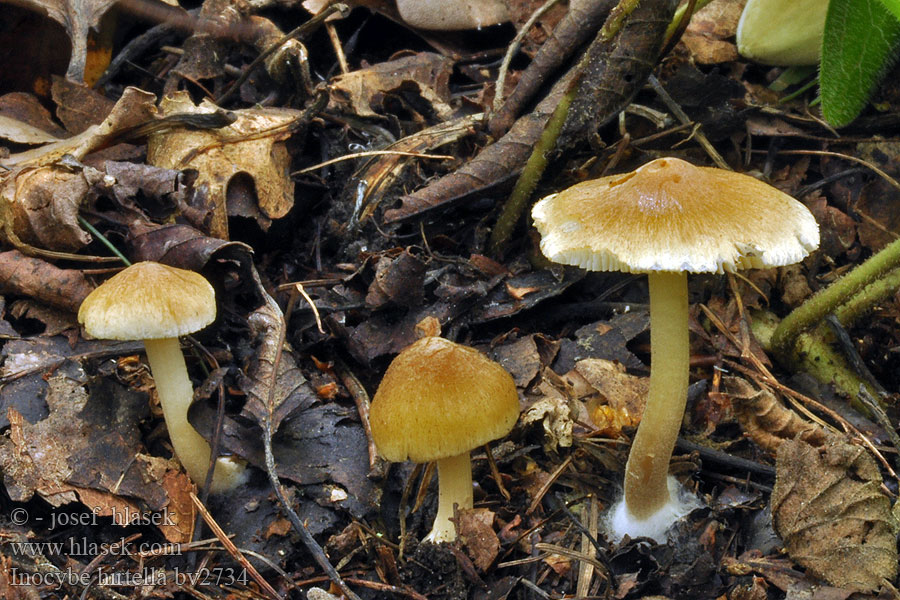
[2,0,900,599]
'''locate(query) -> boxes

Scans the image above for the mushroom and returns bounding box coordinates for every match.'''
[736,0,827,66]
[78,261,247,493]
[531,157,819,542]
[395,0,509,31]
[369,335,519,543]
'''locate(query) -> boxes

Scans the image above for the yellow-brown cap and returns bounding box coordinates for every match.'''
[369,336,520,463]
[78,261,216,340]
[532,157,820,274]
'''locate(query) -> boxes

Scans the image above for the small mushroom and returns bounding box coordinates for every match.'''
[736,0,827,66]
[532,157,819,542]
[78,261,247,493]
[395,0,509,31]
[369,335,519,543]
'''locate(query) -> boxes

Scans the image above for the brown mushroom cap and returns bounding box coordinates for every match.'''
[532,157,820,274]
[78,261,216,340]
[370,336,520,463]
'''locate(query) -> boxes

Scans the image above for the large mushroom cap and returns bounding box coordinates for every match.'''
[78,261,217,340]
[370,336,520,463]
[532,157,820,274]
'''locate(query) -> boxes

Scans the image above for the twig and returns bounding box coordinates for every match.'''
[646,74,729,170]
[216,3,350,104]
[333,359,379,471]
[190,492,282,600]
[256,291,363,600]
[494,0,563,114]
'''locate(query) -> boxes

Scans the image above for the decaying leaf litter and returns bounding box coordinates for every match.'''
[2,0,900,597]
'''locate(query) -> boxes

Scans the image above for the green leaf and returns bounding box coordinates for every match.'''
[820,0,900,127]
[877,0,900,22]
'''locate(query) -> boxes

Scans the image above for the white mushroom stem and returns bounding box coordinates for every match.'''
[623,271,690,520]
[424,452,473,543]
[143,338,246,493]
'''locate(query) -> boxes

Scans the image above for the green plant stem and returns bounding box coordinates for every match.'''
[751,309,877,409]
[486,0,643,258]
[487,90,573,257]
[78,215,131,266]
[832,265,900,325]
[771,236,900,359]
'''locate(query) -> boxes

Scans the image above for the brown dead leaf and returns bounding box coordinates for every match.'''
[0,166,92,253]
[157,465,197,544]
[727,377,828,453]
[0,86,156,169]
[492,335,542,388]
[680,0,744,64]
[854,141,900,251]
[11,0,118,81]
[571,358,648,436]
[0,115,63,145]
[772,437,898,592]
[457,508,500,571]
[0,251,94,313]
[147,92,301,239]
[329,52,454,120]
[365,250,426,309]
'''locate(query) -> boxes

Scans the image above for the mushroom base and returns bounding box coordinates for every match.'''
[606,476,701,543]
[144,337,247,493]
[424,452,473,543]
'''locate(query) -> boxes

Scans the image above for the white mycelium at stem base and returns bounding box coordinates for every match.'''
[531,157,820,542]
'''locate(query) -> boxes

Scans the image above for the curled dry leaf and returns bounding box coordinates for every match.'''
[147,92,301,240]
[772,437,898,592]
[11,0,118,81]
[523,368,576,450]
[726,376,828,453]
[0,87,156,169]
[328,52,454,120]
[571,358,648,437]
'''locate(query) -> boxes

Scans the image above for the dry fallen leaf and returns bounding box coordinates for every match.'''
[680,0,744,64]
[147,92,301,239]
[328,52,454,120]
[570,358,648,436]
[457,508,500,571]
[11,0,118,81]
[772,436,898,592]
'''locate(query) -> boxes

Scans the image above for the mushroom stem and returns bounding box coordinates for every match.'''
[623,271,689,520]
[425,452,473,543]
[143,338,246,492]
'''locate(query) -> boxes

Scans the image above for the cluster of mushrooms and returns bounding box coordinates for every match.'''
[77,157,819,544]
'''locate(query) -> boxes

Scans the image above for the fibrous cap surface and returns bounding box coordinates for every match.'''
[532,157,820,274]
[370,336,520,463]
[78,261,216,340]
